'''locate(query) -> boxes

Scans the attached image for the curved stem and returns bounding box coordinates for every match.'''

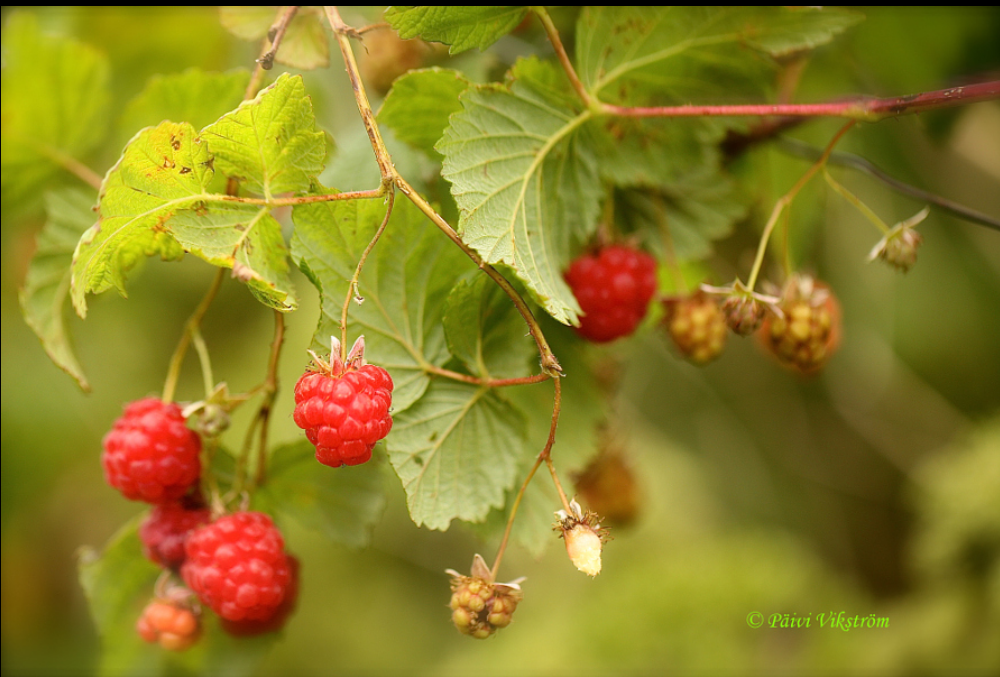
[340,189,395,360]
[778,137,1000,232]
[326,6,395,185]
[823,168,891,234]
[396,176,562,376]
[162,268,226,403]
[746,121,856,290]
[491,376,564,580]
[250,310,285,491]
[190,328,215,398]
[424,364,551,388]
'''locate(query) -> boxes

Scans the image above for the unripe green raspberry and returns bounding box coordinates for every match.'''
[446,555,523,639]
[662,291,727,365]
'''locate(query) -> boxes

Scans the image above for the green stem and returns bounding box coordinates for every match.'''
[190,328,215,398]
[162,268,226,404]
[340,189,395,360]
[491,376,565,580]
[745,120,856,291]
[250,310,285,491]
[534,6,593,109]
[823,168,891,234]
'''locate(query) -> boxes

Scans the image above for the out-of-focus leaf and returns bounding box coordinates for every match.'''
[20,189,97,391]
[119,68,250,144]
[378,68,471,158]
[385,6,529,54]
[1,11,110,212]
[254,441,386,549]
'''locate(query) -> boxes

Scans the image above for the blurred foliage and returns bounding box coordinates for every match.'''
[2,6,999,677]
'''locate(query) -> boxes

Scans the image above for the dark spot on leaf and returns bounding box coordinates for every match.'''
[170,135,182,151]
[234,223,247,232]
[163,157,176,169]
[179,166,192,174]
[204,157,215,171]
[428,431,438,442]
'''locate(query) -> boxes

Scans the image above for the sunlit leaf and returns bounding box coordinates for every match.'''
[202,73,327,197]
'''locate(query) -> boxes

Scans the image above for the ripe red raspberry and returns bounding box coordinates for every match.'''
[565,245,658,343]
[293,337,393,468]
[662,291,728,364]
[760,274,841,373]
[220,555,300,637]
[102,398,202,503]
[181,511,292,623]
[139,494,211,569]
[137,598,201,652]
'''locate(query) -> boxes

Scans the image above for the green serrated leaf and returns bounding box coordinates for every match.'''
[388,380,526,530]
[385,6,529,54]
[378,68,471,158]
[78,518,164,677]
[169,205,297,311]
[1,11,110,212]
[616,171,749,262]
[202,73,326,197]
[70,121,208,316]
[577,7,860,100]
[291,194,472,412]
[254,441,385,548]
[438,58,600,326]
[20,189,96,391]
[119,68,250,146]
[443,275,534,381]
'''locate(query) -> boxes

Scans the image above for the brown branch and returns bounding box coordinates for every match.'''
[535,6,592,109]
[601,80,1000,121]
[258,6,300,71]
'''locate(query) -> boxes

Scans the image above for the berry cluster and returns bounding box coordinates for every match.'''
[137,598,201,652]
[448,574,522,639]
[293,338,394,468]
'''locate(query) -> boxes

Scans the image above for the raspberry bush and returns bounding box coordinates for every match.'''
[6,6,998,675]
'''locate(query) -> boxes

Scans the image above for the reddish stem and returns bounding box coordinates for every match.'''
[601,80,1000,121]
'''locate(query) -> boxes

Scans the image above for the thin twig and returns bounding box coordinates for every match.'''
[424,364,551,388]
[162,268,226,403]
[746,121,856,290]
[325,6,395,185]
[778,137,1000,232]
[259,6,301,71]
[491,376,565,580]
[600,80,1000,121]
[250,310,285,491]
[340,189,395,359]
[396,176,562,376]
[534,6,592,108]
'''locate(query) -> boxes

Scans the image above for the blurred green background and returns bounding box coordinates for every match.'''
[2,7,999,677]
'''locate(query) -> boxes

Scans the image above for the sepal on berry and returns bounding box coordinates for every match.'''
[868,206,928,273]
[555,499,610,577]
[445,555,524,639]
